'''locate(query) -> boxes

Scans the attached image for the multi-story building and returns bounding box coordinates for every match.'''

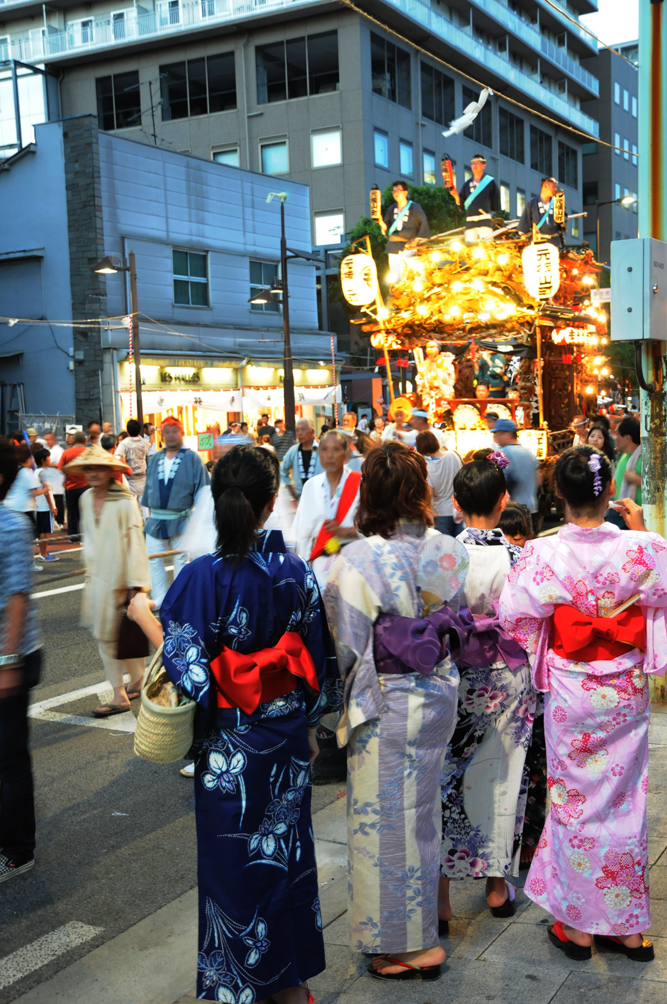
[581,40,638,263]
[0,115,335,434]
[2,0,599,249]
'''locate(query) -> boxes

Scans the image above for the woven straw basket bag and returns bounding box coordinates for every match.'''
[134,646,196,763]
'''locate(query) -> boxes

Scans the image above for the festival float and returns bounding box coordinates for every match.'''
[340,193,610,459]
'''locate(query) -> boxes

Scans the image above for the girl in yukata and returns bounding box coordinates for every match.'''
[500,446,667,963]
[438,451,533,929]
[128,445,332,1004]
[324,442,469,982]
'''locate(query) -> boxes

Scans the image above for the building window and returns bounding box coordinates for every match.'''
[420,62,454,125]
[623,138,629,161]
[374,129,389,168]
[161,52,236,120]
[571,219,580,238]
[614,81,621,104]
[96,71,141,131]
[583,181,598,205]
[423,149,436,185]
[632,192,638,213]
[371,32,411,109]
[516,189,526,216]
[614,131,621,155]
[499,107,524,163]
[623,88,629,111]
[500,182,510,214]
[173,250,208,307]
[624,186,630,200]
[260,140,289,174]
[581,142,597,155]
[463,85,492,147]
[399,140,413,176]
[615,182,621,200]
[632,95,638,118]
[256,32,338,104]
[311,128,342,168]
[314,212,345,245]
[632,143,638,166]
[213,147,240,167]
[530,126,552,175]
[558,141,578,189]
[250,260,279,313]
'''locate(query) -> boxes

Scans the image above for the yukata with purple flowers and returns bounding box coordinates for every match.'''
[440,527,533,882]
[323,526,469,956]
[161,529,333,1002]
[499,521,667,937]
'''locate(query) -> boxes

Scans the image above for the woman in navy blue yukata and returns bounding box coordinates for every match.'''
[129,445,332,1004]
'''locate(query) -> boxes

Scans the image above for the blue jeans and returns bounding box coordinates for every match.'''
[434,515,457,537]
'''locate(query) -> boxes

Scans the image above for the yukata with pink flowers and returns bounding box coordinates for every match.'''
[499,521,667,937]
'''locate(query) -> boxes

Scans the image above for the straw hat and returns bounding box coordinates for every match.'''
[63,443,132,477]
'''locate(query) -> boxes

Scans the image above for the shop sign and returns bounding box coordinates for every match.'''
[341,254,378,306]
[160,369,201,385]
[591,288,611,304]
[197,432,214,451]
[522,243,560,300]
[552,326,597,346]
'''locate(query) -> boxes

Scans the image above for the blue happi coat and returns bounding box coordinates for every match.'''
[161,529,331,1002]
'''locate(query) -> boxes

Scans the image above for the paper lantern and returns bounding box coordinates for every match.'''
[341,254,378,306]
[522,243,560,300]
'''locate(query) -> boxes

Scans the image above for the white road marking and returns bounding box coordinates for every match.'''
[29,680,137,733]
[0,922,103,990]
[33,566,174,599]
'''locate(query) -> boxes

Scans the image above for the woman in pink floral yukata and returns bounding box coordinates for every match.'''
[499,445,667,963]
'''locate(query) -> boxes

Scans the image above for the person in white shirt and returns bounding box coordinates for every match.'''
[114,419,151,499]
[43,432,65,526]
[4,444,51,569]
[415,430,462,536]
[33,449,59,563]
[382,408,417,447]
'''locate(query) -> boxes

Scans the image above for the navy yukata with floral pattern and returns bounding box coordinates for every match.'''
[161,530,332,1002]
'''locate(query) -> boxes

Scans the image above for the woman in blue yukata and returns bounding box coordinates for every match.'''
[128,445,331,1004]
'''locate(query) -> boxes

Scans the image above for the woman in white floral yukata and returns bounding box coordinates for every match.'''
[500,445,667,963]
[438,450,533,930]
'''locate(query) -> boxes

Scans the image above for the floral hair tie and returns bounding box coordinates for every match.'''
[487,450,510,470]
[588,453,603,495]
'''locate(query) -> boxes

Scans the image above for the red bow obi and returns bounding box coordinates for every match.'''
[310,470,361,561]
[209,632,320,715]
[553,604,646,662]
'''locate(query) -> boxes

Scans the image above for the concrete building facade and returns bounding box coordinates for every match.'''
[1,1,599,247]
[0,116,335,435]
[581,41,638,262]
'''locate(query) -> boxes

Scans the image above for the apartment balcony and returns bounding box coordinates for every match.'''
[473,0,598,95]
[535,0,598,54]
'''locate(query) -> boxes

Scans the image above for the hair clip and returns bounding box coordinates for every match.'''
[588,453,603,496]
[487,450,510,470]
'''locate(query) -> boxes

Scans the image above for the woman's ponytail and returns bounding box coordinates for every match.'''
[211,446,279,563]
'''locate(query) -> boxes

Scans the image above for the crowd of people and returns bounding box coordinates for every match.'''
[0,402,661,1000]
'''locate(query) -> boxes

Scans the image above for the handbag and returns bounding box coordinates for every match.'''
[134,646,196,763]
[116,611,150,660]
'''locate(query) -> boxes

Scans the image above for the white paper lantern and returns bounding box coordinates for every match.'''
[340,254,378,306]
[522,243,560,300]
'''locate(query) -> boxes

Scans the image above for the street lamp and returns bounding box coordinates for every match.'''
[248,193,323,434]
[595,195,637,261]
[92,252,142,427]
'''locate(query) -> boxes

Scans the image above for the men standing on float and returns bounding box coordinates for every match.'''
[379,180,430,283]
[448,154,500,244]
[516,176,563,248]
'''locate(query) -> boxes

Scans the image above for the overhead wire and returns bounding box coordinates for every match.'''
[542,0,638,69]
[336,0,633,155]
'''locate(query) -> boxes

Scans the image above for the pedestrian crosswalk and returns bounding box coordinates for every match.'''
[0,922,103,990]
[28,681,137,732]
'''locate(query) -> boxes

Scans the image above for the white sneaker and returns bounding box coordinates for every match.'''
[180,762,195,777]
[32,563,43,572]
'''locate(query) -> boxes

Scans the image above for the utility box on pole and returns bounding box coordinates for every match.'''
[611,237,667,340]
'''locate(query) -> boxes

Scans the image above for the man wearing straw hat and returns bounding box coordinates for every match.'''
[64,444,151,718]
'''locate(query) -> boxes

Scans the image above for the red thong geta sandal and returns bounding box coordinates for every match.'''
[547,920,592,961]
[368,956,442,982]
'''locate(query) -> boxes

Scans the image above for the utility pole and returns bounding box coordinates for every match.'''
[128,251,143,429]
[279,198,296,433]
[638,0,667,700]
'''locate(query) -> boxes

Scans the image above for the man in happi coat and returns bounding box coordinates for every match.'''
[517,176,563,249]
[449,153,500,244]
[141,416,209,610]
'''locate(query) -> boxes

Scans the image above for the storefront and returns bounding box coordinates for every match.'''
[116,356,338,449]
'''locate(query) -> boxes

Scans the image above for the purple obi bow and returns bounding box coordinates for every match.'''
[457,604,527,671]
[373,603,527,676]
[373,606,465,676]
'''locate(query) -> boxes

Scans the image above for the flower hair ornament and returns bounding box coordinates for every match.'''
[588,453,603,496]
[487,450,510,471]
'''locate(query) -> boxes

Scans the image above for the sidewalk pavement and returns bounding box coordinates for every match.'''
[10,707,667,1004]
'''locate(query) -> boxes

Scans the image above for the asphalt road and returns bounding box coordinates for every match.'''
[1,547,340,1003]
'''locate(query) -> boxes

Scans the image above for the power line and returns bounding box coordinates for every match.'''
[543,0,638,69]
[336,0,632,155]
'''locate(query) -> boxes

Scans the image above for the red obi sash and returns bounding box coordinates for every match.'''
[553,603,646,662]
[310,470,361,561]
[209,632,320,715]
